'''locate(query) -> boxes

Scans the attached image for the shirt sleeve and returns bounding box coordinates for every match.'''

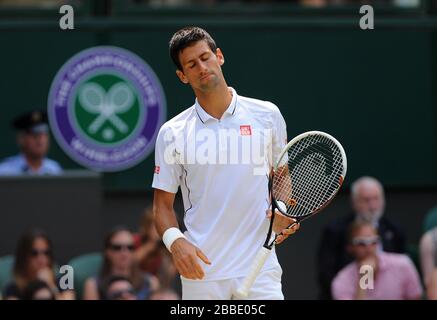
[51,161,63,174]
[0,158,21,175]
[151,125,182,194]
[331,267,355,300]
[402,255,423,299]
[45,159,63,175]
[270,103,287,167]
[0,163,12,175]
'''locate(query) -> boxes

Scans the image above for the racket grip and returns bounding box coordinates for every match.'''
[236,247,272,298]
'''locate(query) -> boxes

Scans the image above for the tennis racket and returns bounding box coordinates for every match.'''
[236,130,347,298]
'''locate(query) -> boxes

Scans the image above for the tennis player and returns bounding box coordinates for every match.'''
[152,26,300,300]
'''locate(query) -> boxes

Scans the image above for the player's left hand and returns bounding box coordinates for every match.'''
[266,209,300,244]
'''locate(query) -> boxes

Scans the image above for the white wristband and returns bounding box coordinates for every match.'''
[162,227,186,253]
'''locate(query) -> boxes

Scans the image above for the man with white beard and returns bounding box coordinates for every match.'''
[317,176,406,300]
[352,177,386,225]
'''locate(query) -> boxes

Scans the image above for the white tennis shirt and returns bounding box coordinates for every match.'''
[152,87,287,281]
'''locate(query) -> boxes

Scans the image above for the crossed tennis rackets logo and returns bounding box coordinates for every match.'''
[78,82,135,139]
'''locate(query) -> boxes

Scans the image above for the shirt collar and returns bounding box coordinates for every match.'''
[194,87,238,123]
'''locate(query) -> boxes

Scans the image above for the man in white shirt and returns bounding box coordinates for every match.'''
[152,26,299,300]
[0,110,62,175]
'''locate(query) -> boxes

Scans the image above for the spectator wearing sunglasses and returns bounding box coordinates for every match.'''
[102,275,137,300]
[331,221,422,300]
[2,228,74,300]
[83,226,159,300]
[317,176,406,299]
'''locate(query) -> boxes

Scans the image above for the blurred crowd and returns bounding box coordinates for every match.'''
[0,207,180,300]
[317,176,437,300]
[0,110,436,300]
[0,110,179,300]
[0,0,423,8]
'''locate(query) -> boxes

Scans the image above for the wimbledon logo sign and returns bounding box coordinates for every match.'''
[48,46,166,171]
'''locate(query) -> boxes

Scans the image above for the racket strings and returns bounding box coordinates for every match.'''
[292,149,343,213]
[290,137,343,214]
[276,141,338,173]
[292,136,343,214]
[276,155,324,214]
[290,137,337,171]
[290,155,333,216]
[273,134,345,218]
[274,140,334,202]
[288,163,334,217]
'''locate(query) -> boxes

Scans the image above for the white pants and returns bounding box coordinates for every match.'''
[181,266,284,300]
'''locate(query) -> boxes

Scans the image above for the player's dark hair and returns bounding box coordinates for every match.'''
[169,26,217,71]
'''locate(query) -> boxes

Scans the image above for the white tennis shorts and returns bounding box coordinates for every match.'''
[181,266,284,300]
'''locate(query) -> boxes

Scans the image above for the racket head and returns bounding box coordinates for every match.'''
[272,131,347,221]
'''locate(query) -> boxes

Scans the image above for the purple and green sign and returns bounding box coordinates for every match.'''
[48,46,166,171]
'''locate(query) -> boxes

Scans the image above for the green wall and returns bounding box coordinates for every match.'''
[1,12,436,191]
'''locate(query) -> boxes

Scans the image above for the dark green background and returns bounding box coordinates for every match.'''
[1,2,436,300]
[0,5,436,191]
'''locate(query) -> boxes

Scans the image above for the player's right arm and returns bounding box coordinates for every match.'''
[153,188,211,280]
[152,125,211,280]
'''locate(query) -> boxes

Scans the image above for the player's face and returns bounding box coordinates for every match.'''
[18,132,50,159]
[176,40,225,92]
[353,183,385,223]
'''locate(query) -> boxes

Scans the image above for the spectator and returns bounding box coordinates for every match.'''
[150,288,180,300]
[300,0,397,6]
[300,0,327,6]
[83,226,159,300]
[22,280,56,300]
[317,176,406,299]
[419,226,437,299]
[332,221,422,300]
[101,275,137,300]
[2,228,74,300]
[0,0,66,7]
[0,110,62,175]
[134,207,178,289]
